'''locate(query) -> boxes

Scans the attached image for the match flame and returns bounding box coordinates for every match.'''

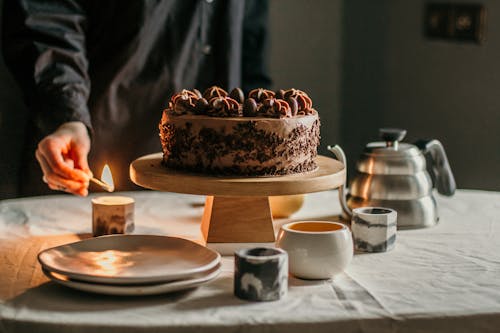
[101,164,115,192]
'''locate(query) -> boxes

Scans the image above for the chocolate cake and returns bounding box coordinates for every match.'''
[159,86,320,176]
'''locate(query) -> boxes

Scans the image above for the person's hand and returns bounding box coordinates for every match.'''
[36,121,92,196]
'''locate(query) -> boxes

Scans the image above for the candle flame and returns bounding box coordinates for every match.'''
[101,164,115,192]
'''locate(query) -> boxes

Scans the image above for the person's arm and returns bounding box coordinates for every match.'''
[2,0,92,196]
[241,0,272,92]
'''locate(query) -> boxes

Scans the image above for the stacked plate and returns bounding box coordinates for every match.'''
[38,235,221,296]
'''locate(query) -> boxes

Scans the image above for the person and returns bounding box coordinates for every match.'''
[2,0,271,197]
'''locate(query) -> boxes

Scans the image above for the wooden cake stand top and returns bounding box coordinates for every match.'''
[130,153,345,196]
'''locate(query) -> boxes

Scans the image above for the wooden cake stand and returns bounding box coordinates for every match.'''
[130,153,345,254]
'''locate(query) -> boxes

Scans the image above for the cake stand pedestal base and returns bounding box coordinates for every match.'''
[201,196,276,255]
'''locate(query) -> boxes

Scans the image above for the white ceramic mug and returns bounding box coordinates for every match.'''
[276,221,353,280]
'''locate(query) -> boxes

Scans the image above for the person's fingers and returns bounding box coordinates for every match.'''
[45,174,88,195]
[36,150,88,195]
[62,122,92,179]
[38,135,89,182]
[36,121,92,197]
[71,144,92,176]
[47,182,88,196]
[38,137,89,182]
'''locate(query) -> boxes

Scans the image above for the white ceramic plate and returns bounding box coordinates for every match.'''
[38,235,221,285]
[43,264,221,296]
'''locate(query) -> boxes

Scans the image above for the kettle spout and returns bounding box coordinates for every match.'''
[327,145,352,219]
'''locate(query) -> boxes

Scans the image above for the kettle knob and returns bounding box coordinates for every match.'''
[379,128,407,143]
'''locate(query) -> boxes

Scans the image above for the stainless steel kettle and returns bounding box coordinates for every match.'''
[328,128,456,229]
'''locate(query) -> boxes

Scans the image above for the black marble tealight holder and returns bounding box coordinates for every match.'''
[234,247,288,302]
[351,207,397,252]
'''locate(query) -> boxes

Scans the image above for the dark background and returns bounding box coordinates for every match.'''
[1,0,499,199]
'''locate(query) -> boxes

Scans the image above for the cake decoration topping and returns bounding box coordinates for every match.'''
[169,89,199,115]
[258,98,292,118]
[275,89,285,99]
[248,88,275,102]
[283,89,314,114]
[203,86,227,100]
[166,86,316,117]
[193,88,203,98]
[287,97,298,116]
[243,98,258,117]
[229,88,245,103]
[274,99,293,118]
[208,96,242,117]
[194,97,209,115]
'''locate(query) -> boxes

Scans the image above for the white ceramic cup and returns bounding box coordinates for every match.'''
[276,221,353,280]
[351,207,397,253]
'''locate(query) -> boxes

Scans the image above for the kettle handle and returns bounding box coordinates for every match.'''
[415,139,456,196]
[327,145,352,219]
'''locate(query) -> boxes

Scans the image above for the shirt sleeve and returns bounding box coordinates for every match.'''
[2,0,92,135]
[241,0,272,92]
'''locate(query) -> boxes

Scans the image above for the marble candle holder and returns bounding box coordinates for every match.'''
[234,247,288,302]
[351,207,397,252]
[92,196,135,237]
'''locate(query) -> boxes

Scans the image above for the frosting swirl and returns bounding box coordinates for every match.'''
[257,98,292,118]
[169,89,199,115]
[248,88,275,102]
[207,96,242,117]
[283,88,315,115]
[203,86,228,100]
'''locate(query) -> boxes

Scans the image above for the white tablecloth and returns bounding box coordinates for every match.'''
[0,189,499,333]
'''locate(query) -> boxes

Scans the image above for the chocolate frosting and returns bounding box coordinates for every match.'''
[159,113,320,176]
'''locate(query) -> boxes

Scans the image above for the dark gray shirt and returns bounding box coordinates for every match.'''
[2,0,271,194]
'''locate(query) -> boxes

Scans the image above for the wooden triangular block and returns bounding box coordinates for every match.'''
[201,196,275,243]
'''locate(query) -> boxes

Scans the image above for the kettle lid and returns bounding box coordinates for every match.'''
[364,128,421,157]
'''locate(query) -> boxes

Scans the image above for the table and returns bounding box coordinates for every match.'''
[1,189,499,333]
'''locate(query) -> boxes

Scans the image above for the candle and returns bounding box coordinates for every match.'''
[91,165,134,237]
[92,196,135,237]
